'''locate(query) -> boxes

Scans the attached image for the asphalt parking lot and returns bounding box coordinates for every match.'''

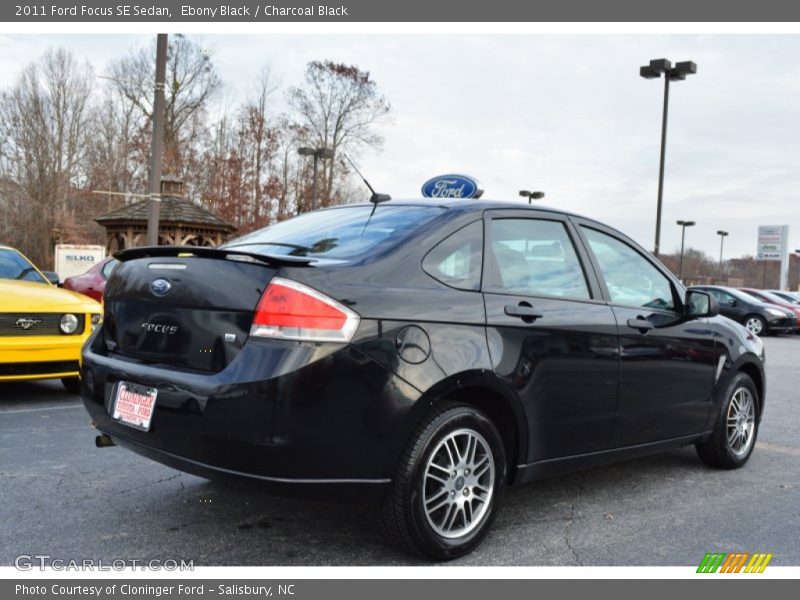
[1,336,799,567]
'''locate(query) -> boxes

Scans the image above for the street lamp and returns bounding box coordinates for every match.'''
[640,58,697,257]
[298,146,335,210]
[716,230,729,283]
[676,219,695,281]
[519,190,545,204]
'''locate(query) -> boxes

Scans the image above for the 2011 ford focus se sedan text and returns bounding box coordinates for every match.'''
[81,200,766,560]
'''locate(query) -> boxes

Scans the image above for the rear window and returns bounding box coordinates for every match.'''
[223,205,443,260]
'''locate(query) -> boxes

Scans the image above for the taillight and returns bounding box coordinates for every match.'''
[250,277,360,342]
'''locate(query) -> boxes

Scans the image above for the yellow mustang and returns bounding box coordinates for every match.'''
[0,244,102,393]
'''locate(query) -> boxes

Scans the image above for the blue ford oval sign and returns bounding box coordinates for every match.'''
[421,174,484,199]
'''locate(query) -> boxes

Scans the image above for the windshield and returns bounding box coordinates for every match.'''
[753,290,794,305]
[0,248,46,283]
[725,288,766,303]
[223,205,444,260]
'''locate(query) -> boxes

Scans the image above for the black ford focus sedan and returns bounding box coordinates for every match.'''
[82,200,766,560]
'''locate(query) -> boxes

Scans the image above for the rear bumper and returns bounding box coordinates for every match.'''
[81,330,419,499]
[0,335,86,381]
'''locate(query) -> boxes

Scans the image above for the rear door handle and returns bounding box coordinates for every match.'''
[627,317,654,333]
[504,303,543,321]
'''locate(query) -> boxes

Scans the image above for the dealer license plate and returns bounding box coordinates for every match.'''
[112,382,157,431]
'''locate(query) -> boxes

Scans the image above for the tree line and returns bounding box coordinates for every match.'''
[0,35,391,267]
[660,248,800,290]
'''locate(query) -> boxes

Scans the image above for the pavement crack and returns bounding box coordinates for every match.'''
[563,475,585,566]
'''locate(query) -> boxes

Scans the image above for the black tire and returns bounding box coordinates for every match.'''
[696,372,759,469]
[380,402,506,561]
[61,377,81,394]
[743,314,767,337]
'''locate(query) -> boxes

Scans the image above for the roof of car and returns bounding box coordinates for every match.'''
[334,198,590,220]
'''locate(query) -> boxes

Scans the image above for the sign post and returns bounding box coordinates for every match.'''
[756,225,790,290]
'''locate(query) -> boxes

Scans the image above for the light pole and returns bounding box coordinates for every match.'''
[519,190,545,204]
[716,230,729,283]
[676,219,695,281]
[298,146,334,210]
[640,58,697,257]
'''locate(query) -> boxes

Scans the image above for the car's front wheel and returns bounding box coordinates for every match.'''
[696,372,759,469]
[744,314,767,336]
[380,402,506,560]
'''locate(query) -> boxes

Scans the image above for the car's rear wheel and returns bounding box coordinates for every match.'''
[380,402,506,561]
[61,377,81,394]
[744,315,767,336]
[696,372,759,469]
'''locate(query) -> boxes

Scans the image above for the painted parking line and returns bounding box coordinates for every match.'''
[0,403,83,415]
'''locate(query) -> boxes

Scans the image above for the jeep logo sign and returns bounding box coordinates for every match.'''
[421,174,484,199]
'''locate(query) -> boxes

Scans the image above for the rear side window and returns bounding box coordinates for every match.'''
[487,218,590,300]
[582,227,676,311]
[223,205,443,260]
[422,220,483,291]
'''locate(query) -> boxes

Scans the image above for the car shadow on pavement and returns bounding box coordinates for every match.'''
[142,447,706,566]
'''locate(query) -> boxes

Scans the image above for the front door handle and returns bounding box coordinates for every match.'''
[504,303,543,322]
[627,316,654,334]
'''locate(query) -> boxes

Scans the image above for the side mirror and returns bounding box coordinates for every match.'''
[685,290,719,318]
[42,270,60,285]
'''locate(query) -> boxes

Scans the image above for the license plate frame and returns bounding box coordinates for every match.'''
[111,381,157,432]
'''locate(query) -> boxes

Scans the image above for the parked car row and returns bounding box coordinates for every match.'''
[690,285,800,336]
[1,200,793,559]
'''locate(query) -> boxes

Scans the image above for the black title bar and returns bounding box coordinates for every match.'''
[5,0,800,22]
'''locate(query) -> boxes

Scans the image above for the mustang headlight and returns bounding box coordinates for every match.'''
[60,313,79,334]
[90,313,102,331]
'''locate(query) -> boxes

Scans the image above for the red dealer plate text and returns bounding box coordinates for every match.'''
[112,382,157,431]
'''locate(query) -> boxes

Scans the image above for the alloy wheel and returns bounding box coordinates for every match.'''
[745,317,764,335]
[422,428,495,539]
[727,387,756,457]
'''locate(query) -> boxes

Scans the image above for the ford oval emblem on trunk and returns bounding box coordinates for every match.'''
[421,174,484,199]
[150,278,172,297]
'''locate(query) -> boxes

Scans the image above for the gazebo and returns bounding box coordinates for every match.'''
[95,177,237,252]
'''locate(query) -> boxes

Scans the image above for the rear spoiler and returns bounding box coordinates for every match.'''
[114,245,315,267]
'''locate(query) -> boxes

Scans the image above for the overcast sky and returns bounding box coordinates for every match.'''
[0,33,798,258]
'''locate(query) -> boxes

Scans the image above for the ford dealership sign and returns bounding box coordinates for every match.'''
[421,174,484,199]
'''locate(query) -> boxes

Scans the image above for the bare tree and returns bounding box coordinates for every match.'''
[288,61,391,206]
[0,48,94,265]
[107,34,221,178]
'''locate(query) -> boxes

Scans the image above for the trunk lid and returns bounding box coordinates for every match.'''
[103,247,312,373]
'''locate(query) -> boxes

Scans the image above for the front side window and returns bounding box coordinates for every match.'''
[0,249,46,283]
[487,218,590,300]
[422,220,483,291]
[582,227,676,311]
